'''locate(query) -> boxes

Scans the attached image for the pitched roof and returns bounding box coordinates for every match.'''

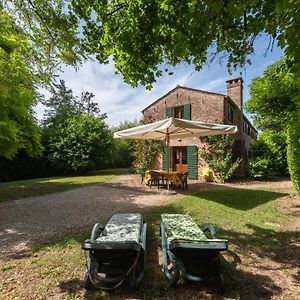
[142,85,225,112]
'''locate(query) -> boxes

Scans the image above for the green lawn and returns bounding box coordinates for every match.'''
[2,187,294,299]
[0,168,127,203]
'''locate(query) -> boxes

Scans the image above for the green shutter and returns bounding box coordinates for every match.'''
[187,145,198,179]
[183,104,191,120]
[162,146,170,170]
[166,107,173,117]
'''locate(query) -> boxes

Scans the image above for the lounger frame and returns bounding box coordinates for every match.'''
[82,217,147,290]
[161,221,227,286]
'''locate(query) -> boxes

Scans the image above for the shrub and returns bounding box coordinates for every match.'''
[200,135,241,183]
[132,140,162,173]
[287,110,300,194]
[48,114,113,173]
[248,158,270,180]
[250,131,288,176]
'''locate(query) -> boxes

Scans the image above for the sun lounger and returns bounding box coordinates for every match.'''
[82,213,147,290]
[160,214,227,286]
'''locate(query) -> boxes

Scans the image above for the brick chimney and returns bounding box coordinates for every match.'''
[226,77,243,110]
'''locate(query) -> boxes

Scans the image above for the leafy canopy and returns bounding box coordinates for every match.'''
[246,59,299,131]
[0,11,41,158]
[1,0,86,81]
[246,58,300,194]
[70,0,300,88]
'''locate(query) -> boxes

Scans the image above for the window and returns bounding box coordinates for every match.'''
[174,106,184,119]
[227,105,234,123]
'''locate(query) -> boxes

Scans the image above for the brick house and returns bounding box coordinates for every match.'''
[142,77,257,179]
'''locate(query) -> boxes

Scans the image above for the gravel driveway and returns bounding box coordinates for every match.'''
[0,175,179,260]
[1,175,297,261]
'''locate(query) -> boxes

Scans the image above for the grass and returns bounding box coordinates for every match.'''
[1,187,295,300]
[0,168,127,203]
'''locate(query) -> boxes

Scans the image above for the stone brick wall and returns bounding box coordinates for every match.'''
[226,77,243,109]
[143,87,225,124]
[142,80,256,178]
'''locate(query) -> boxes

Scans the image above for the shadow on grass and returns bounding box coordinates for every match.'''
[192,188,288,210]
[218,224,300,272]
[57,205,290,300]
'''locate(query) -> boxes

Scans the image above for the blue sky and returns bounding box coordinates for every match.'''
[35,36,284,127]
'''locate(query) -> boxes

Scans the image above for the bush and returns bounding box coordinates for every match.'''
[287,110,300,194]
[250,131,288,176]
[48,114,114,173]
[248,158,270,180]
[200,135,241,183]
[132,140,162,174]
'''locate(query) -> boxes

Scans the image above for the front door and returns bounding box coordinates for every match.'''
[173,147,188,172]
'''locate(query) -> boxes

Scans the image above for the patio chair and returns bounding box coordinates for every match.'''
[148,170,162,189]
[180,171,188,190]
[140,169,147,184]
[160,214,227,286]
[82,213,147,290]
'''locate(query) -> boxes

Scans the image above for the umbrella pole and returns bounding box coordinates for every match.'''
[166,129,170,190]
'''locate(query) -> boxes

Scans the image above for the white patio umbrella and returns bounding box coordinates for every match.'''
[114,117,238,189]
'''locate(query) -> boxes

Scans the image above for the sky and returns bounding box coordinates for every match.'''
[35,36,284,128]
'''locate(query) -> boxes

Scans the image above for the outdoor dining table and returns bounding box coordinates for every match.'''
[144,170,184,187]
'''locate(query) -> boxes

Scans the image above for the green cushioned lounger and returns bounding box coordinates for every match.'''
[160,214,228,286]
[82,213,147,290]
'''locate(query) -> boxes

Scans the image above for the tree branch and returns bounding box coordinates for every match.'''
[106,3,129,17]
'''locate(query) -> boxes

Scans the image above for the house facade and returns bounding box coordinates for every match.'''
[142,77,257,179]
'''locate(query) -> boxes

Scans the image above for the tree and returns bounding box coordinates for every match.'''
[42,82,110,173]
[246,59,300,193]
[1,0,86,81]
[48,114,113,172]
[42,80,76,127]
[42,80,106,127]
[70,1,300,88]
[249,131,288,178]
[75,91,107,119]
[0,11,41,158]
[4,2,300,86]
[111,120,139,168]
[246,59,299,131]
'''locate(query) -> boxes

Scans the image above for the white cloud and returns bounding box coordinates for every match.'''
[35,40,284,127]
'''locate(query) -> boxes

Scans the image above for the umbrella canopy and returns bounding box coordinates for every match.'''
[114,117,238,141]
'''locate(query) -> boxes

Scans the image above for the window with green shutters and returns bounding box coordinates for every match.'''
[187,145,198,179]
[166,107,173,117]
[183,104,191,120]
[162,146,170,170]
[166,104,191,119]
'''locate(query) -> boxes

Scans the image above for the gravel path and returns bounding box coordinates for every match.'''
[0,175,180,259]
[1,174,298,260]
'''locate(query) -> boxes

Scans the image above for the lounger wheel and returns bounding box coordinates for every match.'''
[163,257,180,286]
[83,272,95,290]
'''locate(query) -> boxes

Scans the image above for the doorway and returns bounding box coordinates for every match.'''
[172,146,188,172]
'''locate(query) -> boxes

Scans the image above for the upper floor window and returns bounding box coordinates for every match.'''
[174,106,184,119]
[166,104,191,120]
